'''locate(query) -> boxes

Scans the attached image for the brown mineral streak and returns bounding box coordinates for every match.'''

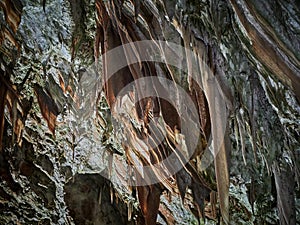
[34,85,59,135]
[229,0,300,102]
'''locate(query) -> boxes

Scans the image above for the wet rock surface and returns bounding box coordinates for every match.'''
[0,0,299,224]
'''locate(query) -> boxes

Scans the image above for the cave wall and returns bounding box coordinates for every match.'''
[0,0,299,224]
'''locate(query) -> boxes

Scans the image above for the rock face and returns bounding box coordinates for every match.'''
[0,0,299,225]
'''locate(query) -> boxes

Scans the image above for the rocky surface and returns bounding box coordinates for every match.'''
[0,0,299,224]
